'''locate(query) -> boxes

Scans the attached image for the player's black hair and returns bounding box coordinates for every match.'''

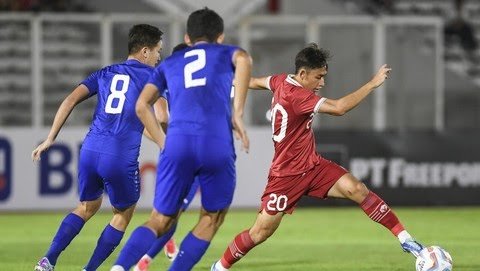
[294,43,331,74]
[187,7,224,43]
[128,24,163,54]
[172,43,189,53]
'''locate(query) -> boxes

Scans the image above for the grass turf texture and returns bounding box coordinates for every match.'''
[1,207,478,271]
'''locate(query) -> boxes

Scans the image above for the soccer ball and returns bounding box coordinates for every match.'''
[415,246,453,271]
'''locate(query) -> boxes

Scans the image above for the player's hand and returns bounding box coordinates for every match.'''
[370,64,392,88]
[32,139,54,162]
[233,127,241,142]
[232,114,250,153]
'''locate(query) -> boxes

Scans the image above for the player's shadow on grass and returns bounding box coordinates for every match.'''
[240,259,411,271]
[243,259,316,271]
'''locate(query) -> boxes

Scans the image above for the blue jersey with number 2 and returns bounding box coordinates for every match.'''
[148,43,240,215]
[148,43,238,140]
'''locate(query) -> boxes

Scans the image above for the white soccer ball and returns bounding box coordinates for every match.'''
[415,246,453,271]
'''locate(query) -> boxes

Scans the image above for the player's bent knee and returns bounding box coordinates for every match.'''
[200,213,224,230]
[211,213,227,229]
[200,208,228,229]
[74,198,102,220]
[147,211,176,236]
[110,205,136,230]
[354,182,369,197]
[345,181,369,203]
[112,205,134,215]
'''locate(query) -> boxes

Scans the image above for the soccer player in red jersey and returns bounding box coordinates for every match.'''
[211,43,424,270]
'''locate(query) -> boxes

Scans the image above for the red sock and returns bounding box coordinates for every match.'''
[360,191,405,236]
[220,229,255,268]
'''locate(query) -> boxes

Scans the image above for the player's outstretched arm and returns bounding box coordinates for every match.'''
[249,76,270,90]
[32,84,90,161]
[233,76,269,91]
[317,64,391,116]
[232,49,252,153]
[136,83,166,149]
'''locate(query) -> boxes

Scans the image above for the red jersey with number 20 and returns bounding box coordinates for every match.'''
[267,74,326,177]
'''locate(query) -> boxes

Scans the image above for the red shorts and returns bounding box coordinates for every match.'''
[260,157,348,215]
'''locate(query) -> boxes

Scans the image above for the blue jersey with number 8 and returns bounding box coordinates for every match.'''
[81,59,154,158]
[148,43,239,140]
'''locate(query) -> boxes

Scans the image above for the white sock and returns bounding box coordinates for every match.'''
[397,230,412,243]
[140,254,152,261]
[110,265,126,271]
[215,261,229,271]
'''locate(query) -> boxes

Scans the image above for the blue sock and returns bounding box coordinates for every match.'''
[114,226,156,270]
[168,232,210,271]
[45,213,85,265]
[83,224,124,271]
[146,223,177,258]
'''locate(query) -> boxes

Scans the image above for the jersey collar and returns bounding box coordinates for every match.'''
[125,59,141,65]
[125,58,150,68]
[286,74,302,87]
[193,41,209,46]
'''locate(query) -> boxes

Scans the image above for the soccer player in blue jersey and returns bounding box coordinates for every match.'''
[111,8,252,271]
[134,43,201,271]
[31,24,164,271]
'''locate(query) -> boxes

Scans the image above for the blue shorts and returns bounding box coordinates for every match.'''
[154,135,236,216]
[181,178,200,211]
[78,148,140,210]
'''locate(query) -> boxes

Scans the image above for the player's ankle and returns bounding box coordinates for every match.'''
[397,230,412,244]
[141,254,152,261]
[111,265,126,271]
[216,260,229,271]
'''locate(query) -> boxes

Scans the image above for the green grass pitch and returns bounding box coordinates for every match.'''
[1,207,479,271]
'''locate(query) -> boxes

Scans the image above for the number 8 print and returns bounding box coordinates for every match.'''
[105,74,130,114]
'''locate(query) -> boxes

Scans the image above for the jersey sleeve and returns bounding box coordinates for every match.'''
[147,64,167,97]
[80,70,101,96]
[292,88,326,115]
[266,74,286,93]
[225,45,241,68]
[160,88,169,101]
